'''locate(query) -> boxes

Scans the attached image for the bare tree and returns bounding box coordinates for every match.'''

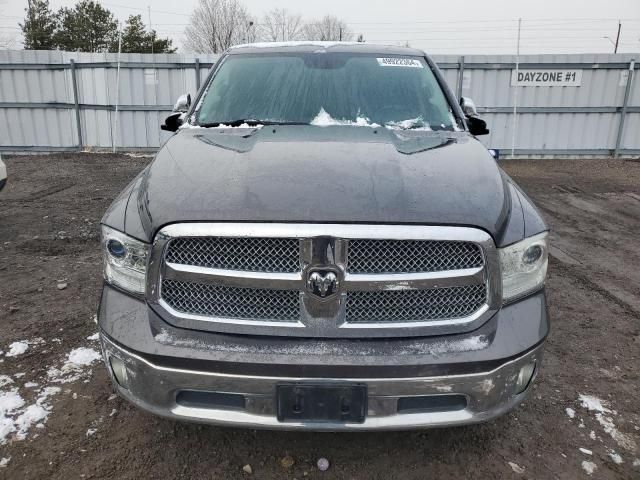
[184,0,253,53]
[259,8,304,42]
[302,15,353,42]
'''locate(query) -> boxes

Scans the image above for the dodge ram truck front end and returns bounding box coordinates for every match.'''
[98,43,549,430]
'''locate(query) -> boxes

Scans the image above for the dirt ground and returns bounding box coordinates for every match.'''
[0,153,639,479]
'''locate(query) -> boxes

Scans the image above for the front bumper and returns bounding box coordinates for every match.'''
[98,284,548,430]
[101,333,542,430]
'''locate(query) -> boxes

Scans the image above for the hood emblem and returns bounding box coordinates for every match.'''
[307,269,339,299]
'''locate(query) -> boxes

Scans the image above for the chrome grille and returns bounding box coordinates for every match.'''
[165,237,300,273]
[347,239,484,274]
[161,279,300,322]
[345,285,487,323]
[151,224,498,338]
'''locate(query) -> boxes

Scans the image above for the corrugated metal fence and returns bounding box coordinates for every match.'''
[0,49,638,157]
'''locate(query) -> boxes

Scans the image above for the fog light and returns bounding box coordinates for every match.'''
[109,356,129,388]
[515,362,536,394]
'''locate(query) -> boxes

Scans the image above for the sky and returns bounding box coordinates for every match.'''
[1,0,639,54]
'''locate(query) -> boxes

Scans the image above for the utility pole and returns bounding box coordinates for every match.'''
[614,21,621,53]
[148,6,154,55]
[511,18,522,158]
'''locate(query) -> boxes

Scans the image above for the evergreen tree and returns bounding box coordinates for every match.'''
[20,0,57,50]
[53,0,118,52]
[117,15,176,53]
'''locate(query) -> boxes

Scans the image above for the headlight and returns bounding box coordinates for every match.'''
[499,232,549,303]
[101,225,149,295]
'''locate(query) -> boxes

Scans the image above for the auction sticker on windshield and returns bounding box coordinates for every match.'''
[377,58,423,68]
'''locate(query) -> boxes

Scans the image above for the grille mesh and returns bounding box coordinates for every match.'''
[161,279,300,322]
[346,285,487,323]
[165,237,300,273]
[347,239,484,274]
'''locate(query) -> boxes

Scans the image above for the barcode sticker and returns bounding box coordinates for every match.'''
[377,58,423,68]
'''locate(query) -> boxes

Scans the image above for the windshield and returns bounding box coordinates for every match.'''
[194,52,460,131]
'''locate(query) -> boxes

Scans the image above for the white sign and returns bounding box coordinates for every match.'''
[377,58,423,68]
[511,69,582,87]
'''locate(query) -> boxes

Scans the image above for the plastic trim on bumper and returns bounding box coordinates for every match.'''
[100,333,543,431]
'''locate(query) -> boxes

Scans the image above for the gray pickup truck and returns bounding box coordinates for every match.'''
[98,42,549,430]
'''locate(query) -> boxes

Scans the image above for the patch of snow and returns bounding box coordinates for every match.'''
[5,341,28,357]
[24,382,38,389]
[566,407,575,418]
[14,373,25,379]
[310,108,380,128]
[508,462,525,474]
[0,457,10,467]
[633,458,640,467]
[608,451,623,464]
[0,390,25,445]
[86,428,97,437]
[595,413,637,452]
[67,348,101,366]
[14,404,49,440]
[578,394,637,452]
[48,348,101,384]
[87,333,99,341]
[579,448,592,455]
[109,409,117,417]
[385,117,432,131]
[579,394,611,413]
[0,390,25,416]
[0,376,13,388]
[589,430,596,440]
[581,461,596,475]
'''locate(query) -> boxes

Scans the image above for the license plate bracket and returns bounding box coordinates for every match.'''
[276,384,367,423]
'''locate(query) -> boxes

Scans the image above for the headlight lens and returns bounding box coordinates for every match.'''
[499,232,549,303]
[101,225,149,295]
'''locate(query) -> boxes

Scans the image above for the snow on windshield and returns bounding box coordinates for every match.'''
[385,117,432,131]
[310,108,380,128]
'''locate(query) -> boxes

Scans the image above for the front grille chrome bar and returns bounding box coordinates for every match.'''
[147,223,502,339]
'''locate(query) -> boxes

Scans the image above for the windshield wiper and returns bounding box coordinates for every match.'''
[198,119,308,128]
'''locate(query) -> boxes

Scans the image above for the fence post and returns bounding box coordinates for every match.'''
[614,59,635,158]
[456,56,465,99]
[195,58,201,91]
[69,59,83,151]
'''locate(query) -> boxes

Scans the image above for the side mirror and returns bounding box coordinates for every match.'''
[173,93,191,113]
[161,93,191,132]
[460,97,489,136]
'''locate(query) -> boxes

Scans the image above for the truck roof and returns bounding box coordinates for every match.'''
[228,41,427,57]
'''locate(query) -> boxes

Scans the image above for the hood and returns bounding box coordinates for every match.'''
[133,126,512,242]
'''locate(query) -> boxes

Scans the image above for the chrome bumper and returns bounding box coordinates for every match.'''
[101,334,543,431]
